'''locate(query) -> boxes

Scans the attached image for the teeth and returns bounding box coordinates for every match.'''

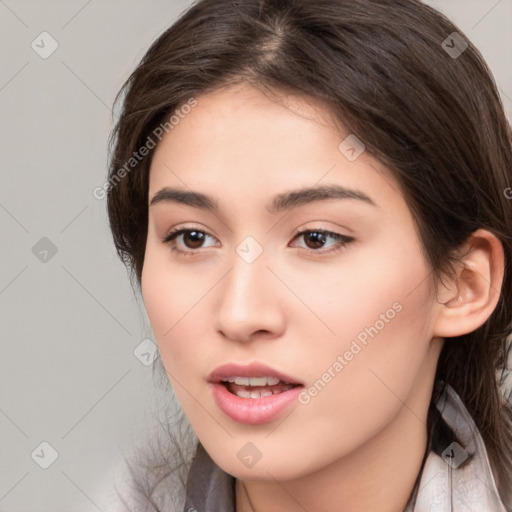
[226,376,282,386]
[234,388,283,398]
[248,376,268,386]
[221,375,298,399]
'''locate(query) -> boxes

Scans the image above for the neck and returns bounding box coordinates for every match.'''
[235,381,433,512]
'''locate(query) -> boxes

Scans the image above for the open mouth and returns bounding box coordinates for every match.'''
[221,376,302,399]
[209,368,305,424]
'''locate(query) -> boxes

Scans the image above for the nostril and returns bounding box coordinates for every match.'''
[254,330,270,336]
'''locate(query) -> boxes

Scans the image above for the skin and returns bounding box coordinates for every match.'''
[141,83,503,512]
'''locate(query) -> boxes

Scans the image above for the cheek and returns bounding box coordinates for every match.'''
[289,233,431,352]
[140,244,221,382]
[141,251,223,432]
[288,240,434,423]
[298,258,432,421]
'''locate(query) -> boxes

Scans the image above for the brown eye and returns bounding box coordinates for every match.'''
[181,230,205,249]
[162,228,218,256]
[291,229,354,255]
[303,231,328,249]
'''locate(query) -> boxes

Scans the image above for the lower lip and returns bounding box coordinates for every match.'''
[209,382,303,425]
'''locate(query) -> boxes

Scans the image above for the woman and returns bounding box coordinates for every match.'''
[106,0,512,510]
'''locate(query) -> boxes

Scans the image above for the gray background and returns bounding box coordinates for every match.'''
[0,1,511,511]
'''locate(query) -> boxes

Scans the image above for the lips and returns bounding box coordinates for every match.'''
[207,362,304,424]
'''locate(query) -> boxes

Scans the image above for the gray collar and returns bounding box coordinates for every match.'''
[183,383,507,512]
[405,383,507,511]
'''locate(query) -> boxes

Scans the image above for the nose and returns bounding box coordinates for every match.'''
[213,247,286,343]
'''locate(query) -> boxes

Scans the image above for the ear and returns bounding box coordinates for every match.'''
[433,229,505,338]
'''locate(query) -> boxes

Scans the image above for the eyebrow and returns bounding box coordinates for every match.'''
[149,184,376,213]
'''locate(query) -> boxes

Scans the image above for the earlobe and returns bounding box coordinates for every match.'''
[433,229,504,338]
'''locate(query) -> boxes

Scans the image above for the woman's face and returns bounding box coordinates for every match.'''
[141,83,444,480]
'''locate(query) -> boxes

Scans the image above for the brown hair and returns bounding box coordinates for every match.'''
[107,0,512,508]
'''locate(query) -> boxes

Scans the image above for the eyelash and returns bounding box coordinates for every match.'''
[161,227,354,257]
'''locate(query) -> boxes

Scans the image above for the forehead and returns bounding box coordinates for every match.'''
[147,83,404,217]
[153,85,340,158]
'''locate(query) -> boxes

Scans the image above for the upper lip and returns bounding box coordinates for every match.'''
[208,362,304,386]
